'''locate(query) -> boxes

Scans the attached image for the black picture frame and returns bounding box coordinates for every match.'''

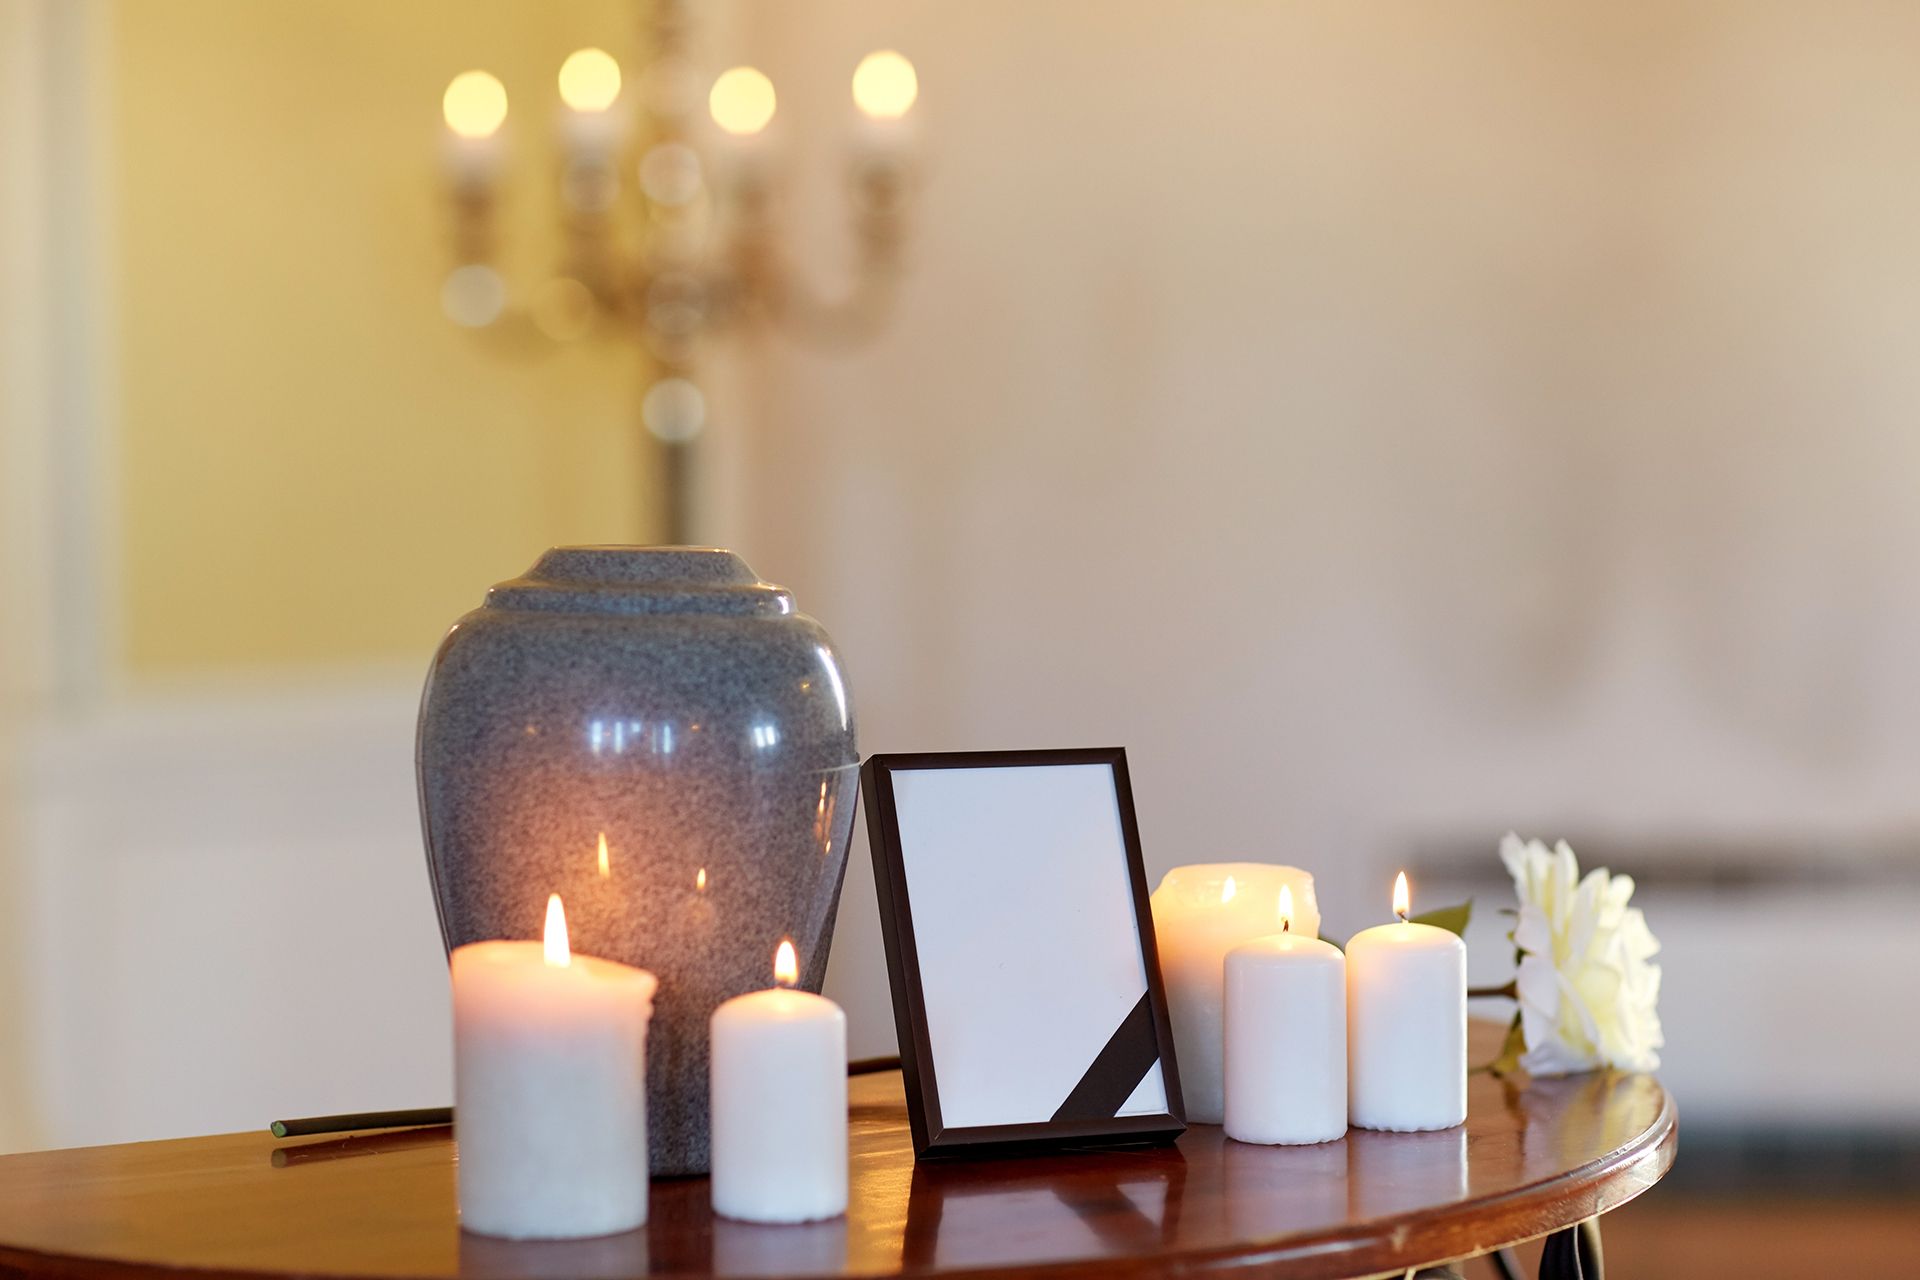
[861,747,1187,1159]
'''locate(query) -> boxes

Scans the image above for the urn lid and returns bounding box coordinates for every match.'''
[484,547,795,616]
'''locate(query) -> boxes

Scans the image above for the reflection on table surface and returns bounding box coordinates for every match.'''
[447,1058,1668,1278]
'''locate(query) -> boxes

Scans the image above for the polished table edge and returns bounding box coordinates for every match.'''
[0,1073,1678,1280]
[1206,1087,1679,1279]
[864,1078,1679,1280]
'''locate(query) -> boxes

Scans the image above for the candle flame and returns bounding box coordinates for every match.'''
[543,893,571,968]
[852,50,918,121]
[1220,874,1238,904]
[774,938,799,987]
[443,70,508,139]
[695,866,707,892]
[558,47,621,114]
[1393,870,1411,922]
[710,66,776,137]
[1278,884,1293,933]
[596,832,610,878]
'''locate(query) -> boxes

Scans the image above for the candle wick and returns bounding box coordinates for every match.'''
[1281,918,1290,933]
[1395,909,1408,923]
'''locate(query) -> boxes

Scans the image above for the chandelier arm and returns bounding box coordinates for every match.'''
[725,155,912,348]
[438,7,919,370]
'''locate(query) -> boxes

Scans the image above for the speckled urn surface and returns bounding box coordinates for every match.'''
[417,547,858,1176]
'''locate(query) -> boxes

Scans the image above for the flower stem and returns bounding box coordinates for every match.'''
[1468,980,1518,1000]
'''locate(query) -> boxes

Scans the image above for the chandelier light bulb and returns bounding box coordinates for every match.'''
[852,50,917,120]
[441,264,506,328]
[558,47,622,113]
[709,66,776,136]
[643,377,708,443]
[443,70,508,139]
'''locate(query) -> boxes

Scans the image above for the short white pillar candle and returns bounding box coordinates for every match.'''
[1149,863,1321,1124]
[1346,872,1467,1132]
[1224,887,1347,1145]
[710,939,848,1223]
[453,893,658,1240]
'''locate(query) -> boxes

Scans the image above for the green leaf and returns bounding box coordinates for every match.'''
[1479,1012,1527,1078]
[1409,898,1472,937]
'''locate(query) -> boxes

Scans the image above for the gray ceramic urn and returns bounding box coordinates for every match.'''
[416,547,858,1176]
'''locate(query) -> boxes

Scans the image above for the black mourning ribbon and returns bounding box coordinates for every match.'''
[1050,991,1161,1122]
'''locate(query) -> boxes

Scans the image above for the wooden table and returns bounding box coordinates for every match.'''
[0,1033,1674,1280]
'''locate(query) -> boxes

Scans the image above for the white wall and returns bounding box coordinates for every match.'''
[711,1,1920,1120]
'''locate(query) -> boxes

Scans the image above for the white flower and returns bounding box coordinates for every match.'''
[1499,833,1663,1076]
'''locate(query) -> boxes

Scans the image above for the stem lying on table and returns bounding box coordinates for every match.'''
[1467,980,1518,1000]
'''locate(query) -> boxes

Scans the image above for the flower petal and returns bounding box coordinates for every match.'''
[1500,832,1531,897]
[1513,902,1555,958]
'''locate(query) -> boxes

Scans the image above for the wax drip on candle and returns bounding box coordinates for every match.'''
[1393,871,1411,923]
[544,893,572,968]
[1278,884,1293,933]
[774,938,799,988]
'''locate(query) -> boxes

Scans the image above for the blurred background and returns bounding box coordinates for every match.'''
[3,1,1918,1273]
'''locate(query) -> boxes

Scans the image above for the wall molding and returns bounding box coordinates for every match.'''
[0,0,116,713]
[0,0,117,1154]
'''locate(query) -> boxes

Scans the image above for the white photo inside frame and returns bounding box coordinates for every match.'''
[883,754,1174,1133]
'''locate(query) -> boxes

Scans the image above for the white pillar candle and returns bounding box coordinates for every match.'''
[1149,863,1321,1123]
[453,894,658,1240]
[710,939,848,1224]
[1224,887,1346,1145]
[1347,872,1467,1132]
[559,107,624,163]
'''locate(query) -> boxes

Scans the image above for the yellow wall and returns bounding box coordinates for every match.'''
[112,0,660,674]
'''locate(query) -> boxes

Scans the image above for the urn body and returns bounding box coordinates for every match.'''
[417,547,859,1175]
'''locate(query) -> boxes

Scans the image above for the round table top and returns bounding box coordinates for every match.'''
[0,1031,1675,1279]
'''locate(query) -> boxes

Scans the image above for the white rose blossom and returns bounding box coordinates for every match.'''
[1497,833,1663,1076]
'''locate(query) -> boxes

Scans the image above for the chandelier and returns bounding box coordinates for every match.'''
[436,4,919,541]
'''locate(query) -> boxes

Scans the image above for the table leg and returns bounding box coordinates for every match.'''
[1538,1217,1603,1280]
[1580,1218,1603,1276]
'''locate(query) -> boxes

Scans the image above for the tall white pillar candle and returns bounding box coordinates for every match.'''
[1347,873,1467,1132]
[453,894,658,1239]
[710,940,848,1224]
[1224,888,1346,1145]
[1149,863,1320,1123]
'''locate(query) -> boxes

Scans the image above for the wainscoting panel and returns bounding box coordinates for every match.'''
[12,678,450,1151]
